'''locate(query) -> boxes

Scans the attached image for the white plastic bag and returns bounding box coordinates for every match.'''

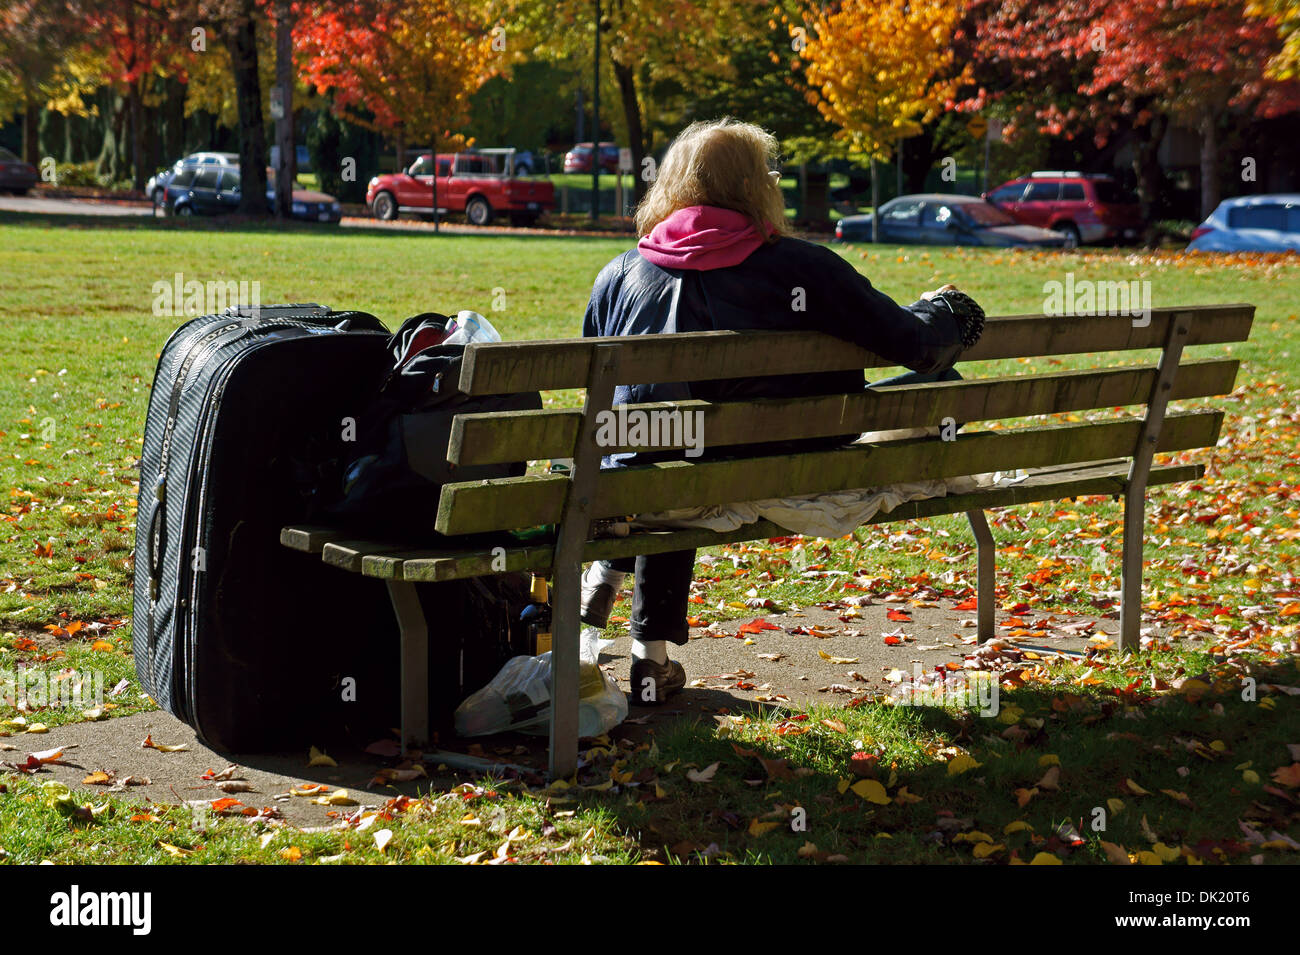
[442,310,501,346]
[454,629,627,738]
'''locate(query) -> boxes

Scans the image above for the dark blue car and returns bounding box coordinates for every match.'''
[163,165,341,222]
[835,194,1066,248]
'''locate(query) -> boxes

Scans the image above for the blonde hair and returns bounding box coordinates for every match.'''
[635,118,789,241]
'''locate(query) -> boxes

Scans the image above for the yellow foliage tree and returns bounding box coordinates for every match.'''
[795,0,966,237]
[1245,0,1300,79]
[501,0,763,202]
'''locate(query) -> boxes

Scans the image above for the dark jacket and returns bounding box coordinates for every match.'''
[581,236,966,464]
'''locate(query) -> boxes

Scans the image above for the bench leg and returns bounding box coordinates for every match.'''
[546,343,621,781]
[548,561,581,781]
[1119,312,1190,651]
[386,580,429,756]
[966,509,995,643]
[1119,486,1145,651]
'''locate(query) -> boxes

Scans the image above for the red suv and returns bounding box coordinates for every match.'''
[984,172,1142,247]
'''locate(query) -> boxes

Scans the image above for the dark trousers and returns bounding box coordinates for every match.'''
[599,367,964,645]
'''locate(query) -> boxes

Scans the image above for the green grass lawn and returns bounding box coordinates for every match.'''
[1,210,1297,864]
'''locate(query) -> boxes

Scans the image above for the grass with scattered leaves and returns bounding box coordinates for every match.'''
[1,211,1297,863]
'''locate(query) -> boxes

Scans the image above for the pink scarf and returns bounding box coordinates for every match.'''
[637,205,770,270]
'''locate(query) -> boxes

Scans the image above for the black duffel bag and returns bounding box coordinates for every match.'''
[324,311,542,540]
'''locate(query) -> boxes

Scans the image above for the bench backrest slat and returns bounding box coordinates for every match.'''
[448,357,1239,466]
[434,409,1223,535]
[457,304,1254,396]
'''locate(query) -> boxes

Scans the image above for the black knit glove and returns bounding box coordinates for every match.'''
[927,288,986,349]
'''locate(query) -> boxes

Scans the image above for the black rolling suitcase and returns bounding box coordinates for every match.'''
[133,303,402,751]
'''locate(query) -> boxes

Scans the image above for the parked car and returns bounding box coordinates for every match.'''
[269,144,312,173]
[1187,194,1300,252]
[984,171,1142,247]
[835,194,1068,248]
[266,169,342,222]
[146,151,239,203]
[162,164,341,222]
[0,146,37,193]
[366,148,554,226]
[563,141,620,174]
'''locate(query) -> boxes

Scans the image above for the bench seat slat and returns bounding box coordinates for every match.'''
[280,525,352,554]
[448,358,1239,466]
[435,410,1222,536]
[321,539,418,574]
[279,459,1200,582]
[457,305,1253,395]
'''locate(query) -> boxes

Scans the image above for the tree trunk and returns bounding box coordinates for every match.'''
[22,88,40,166]
[146,91,162,182]
[224,1,268,215]
[98,92,127,182]
[165,78,185,162]
[273,1,294,218]
[870,158,879,243]
[38,107,60,168]
[896,140,903,200]
[1199,107,1220,221]
[902,124,942,193]
[130,81,146,191]
[612,59,647,204]
[1131,112,1167,248]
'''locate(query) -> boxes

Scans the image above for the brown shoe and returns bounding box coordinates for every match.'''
[629,657,686,706]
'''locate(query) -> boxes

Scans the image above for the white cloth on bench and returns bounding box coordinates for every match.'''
[625,428,1008,539]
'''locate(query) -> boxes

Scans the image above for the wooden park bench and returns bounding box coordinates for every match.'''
[281,303,1254,778]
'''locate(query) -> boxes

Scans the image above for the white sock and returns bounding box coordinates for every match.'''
[631,639,668,665]
[584,562,627,589]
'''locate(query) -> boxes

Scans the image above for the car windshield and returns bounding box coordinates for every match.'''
[0,146,19,162]
[1227,204,1300,233]
[960,202,1017,227]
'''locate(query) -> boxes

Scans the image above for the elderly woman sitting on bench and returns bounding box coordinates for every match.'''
[578,117,985,703]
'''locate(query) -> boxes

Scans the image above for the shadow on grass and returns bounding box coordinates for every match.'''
[207,650,1297,864]
[559,654,1300,864]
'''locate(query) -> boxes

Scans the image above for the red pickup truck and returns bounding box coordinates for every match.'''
[366,148,554,226]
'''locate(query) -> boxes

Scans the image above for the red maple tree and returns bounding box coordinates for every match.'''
[962,0,1300,221]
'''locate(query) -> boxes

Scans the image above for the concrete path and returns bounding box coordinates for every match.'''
[4,595,1147,829]
[0,195,153,217]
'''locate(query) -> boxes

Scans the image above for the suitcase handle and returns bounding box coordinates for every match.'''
[222,303,328,320]
[146,499,164,601]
